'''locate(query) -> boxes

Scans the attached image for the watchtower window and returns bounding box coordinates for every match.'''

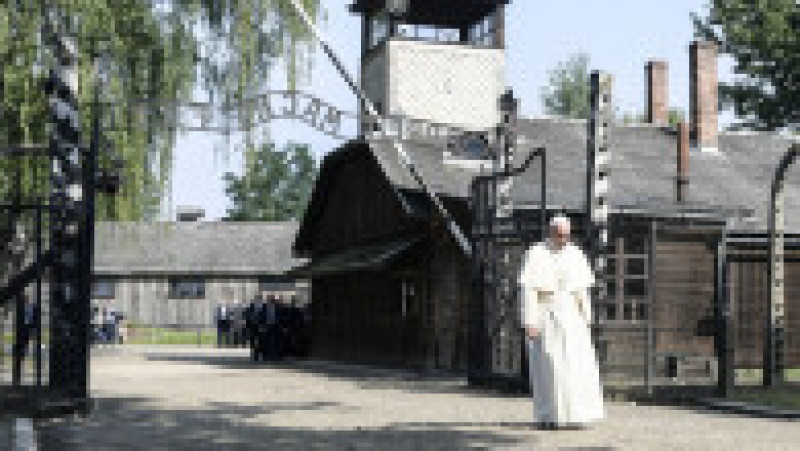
[467,10,497,46]
[368,13,499,48]
[437,28,461,42]
[354,1,506,49]
[369,12,390,49]
[392,22,461,43]
[463,134,490,159]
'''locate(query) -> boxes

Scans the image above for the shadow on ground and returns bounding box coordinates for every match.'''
[139,350,528,399]
[97,348,800,424]
[35,395,548,450]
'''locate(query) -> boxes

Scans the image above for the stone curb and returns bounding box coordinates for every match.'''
[697,399,800,420]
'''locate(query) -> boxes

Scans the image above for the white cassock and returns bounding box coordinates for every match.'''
[519,239,605,426]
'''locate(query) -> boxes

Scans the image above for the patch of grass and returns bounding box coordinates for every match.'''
[6,326,217,347]
[2,332,50,344]
[726,386,800,410]
[125,327,217,346]
[736,368,800,384]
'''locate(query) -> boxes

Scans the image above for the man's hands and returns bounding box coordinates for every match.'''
[525,326,540,339]
[574,292,591,325]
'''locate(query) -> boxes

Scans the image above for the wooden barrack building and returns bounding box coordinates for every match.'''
[292,0,800,388]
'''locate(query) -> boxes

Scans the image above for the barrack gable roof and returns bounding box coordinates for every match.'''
[94,221,306,276]
[362,117,800,233]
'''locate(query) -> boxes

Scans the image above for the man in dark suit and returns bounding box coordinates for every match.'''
[231,305,242,347]
[254,298,272,361]
[299,301,312,358]
[264,296,281,361]
[282,300,303,358]
[215,304,232,347]
[246,295,259,361]
[14,295,39,363]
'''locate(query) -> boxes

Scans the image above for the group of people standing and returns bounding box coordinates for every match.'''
[92,306,125,344]
[214,303,248,348]
[12,295,40,363]
[215,295,310,362]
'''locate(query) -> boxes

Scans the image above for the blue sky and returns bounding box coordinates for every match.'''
[165,0,733,220]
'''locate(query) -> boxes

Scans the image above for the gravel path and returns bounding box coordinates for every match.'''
[35,346,800,450]
[0,416,11,450]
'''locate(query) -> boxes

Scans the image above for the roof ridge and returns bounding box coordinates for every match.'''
[520,115,675,130]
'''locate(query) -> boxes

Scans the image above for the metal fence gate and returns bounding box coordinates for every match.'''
[597,217,730,400]
[1,133,97,417]
[727,234,800,387]
[1,31,109,415]
[468,191,734,398]
[467,140,547,390]
[1,199,57,414]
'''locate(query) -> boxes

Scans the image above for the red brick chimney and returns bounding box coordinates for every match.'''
[645,60,669,125]
[676,122,689,202]
[690,41,718,151]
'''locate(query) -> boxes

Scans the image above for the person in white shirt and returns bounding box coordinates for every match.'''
[519,215,605,429]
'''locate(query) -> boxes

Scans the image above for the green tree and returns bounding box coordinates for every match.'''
[619,107,685,126]
[667,107,686,126]
[0,0,321,222]
[223,141,318,221]
[540,52,592,120]
[618,110,644,125]
[693,1,799,131]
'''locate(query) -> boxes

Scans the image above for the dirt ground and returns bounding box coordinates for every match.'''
[34,346,800,450]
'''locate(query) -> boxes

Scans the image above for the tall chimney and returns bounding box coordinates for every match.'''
[646,60,669,125]
[676,122,689,202]
[690,41,718,151]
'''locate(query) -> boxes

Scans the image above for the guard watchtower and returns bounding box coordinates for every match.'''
[350,0,509,130]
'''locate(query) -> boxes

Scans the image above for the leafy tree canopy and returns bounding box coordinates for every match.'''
[1,0,321,221]
[619,107,686,126]
[223,141,317,222]
[693,0,799,131]
[540,52,592,120]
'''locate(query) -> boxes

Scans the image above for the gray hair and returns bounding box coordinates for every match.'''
[550,215,571,229]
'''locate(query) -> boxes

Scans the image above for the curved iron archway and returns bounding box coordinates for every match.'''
[766,143,799,386]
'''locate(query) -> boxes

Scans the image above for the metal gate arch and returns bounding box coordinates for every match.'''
[1,0,506,415]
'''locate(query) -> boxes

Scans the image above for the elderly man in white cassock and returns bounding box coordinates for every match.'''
[519,215,605,429]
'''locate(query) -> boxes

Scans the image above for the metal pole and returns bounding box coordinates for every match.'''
[540,150,546,241]
[12,283,23,386]
[586,71,612,369]
[646,220,657,396]
[716,222,733,397]
[285,0,472,256]
[764,146,797,387]
[766,184,778,387]
[35,205,42,389]
[11,160,23,386]
[81,40,101,403]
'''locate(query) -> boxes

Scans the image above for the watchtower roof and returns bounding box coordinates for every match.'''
[349,0,509,26]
